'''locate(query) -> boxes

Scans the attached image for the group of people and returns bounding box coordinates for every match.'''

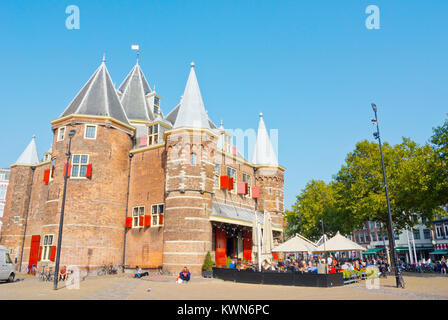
[133,266,191,283]
[225,253,390,275]
[27,264,70,281]
[397,256,448,274]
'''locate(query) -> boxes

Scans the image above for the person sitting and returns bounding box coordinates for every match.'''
[228,260,236,269]
[59,265,67,281]
[179,267,191,282]
[133,266,149,278]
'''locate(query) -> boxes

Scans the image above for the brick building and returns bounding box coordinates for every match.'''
[0,168,11,232]
[0,58,285,274]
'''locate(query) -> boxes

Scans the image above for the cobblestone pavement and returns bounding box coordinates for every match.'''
[0,273,447,300]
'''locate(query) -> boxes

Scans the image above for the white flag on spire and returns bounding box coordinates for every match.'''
[131,44,139,50]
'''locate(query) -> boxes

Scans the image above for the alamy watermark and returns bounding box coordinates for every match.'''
[365,5,380,30]
[66,5,80,30]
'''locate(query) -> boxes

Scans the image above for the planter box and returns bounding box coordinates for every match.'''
[202,270,213,278]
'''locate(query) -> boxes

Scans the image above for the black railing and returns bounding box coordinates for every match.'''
[212,268,344,287]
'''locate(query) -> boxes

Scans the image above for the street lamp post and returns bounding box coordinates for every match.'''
[53,129,76,290]
[371,104,405,288]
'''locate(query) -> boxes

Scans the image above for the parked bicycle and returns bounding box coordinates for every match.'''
[97,264,120,276]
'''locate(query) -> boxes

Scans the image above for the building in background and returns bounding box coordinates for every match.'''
[0,58,285,274]
[0,169,11,232]
[352,221,434,263]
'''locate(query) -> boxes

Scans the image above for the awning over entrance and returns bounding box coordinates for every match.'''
[363,247,384,254]
[395,246,434,252]
[209,202,282,232]
[429,250,448,255]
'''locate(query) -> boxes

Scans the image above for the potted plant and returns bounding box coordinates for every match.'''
[202,251,215,278]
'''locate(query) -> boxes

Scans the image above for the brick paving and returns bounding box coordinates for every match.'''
[0,273,447,300]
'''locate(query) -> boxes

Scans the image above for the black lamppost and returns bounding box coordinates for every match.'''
[371,103,405,288]
[53,129,76,290]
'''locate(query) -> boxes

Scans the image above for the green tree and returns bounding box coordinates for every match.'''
[429,116,448,210]
[285,180,345,241]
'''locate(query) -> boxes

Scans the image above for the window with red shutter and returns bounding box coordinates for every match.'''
[158,214,164,225]
[252,186,260,198]
[228,178,234,191]
[43,169,50,185]
[85,164,92,178]
[144,215,151,227]
[49,246,56,261]
[139,215,144,227]
[63,164,71,177]
[220,176,229,189]
[125,217,132,228]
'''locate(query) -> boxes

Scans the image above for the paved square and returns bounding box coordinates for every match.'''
[1,273,447,300]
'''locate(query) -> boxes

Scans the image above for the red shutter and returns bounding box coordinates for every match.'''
[220,176,229,189]
[38,246,43,261]
[158,214,164,225]
[139,216,144,227]
[139,136,148,147]
[228,178,234,191]
[49,246,56,261]
[245,183,249,195]
[272,252,279,260]
[43,169,50,185]
[237,182,246,194]
[232,146,238,156]
[144,215,151,227]
[125,217,132,228]
[63,164,71,177]
[252,186,260,199]
[85,164,92,178]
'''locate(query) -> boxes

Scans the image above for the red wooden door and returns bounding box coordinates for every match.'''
[215,229,227,267]
[243,230,252,262]
[28,235,41,268]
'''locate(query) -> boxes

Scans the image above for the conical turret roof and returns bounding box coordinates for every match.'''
[173,62,210,129]
[15,136,40,166]
[118,62,153,121]
[251,113,278,166]
[60,59,130,125]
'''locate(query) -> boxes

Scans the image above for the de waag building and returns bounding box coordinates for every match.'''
[0,58,285,275]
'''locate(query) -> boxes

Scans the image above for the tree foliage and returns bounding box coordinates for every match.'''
[286,116,448,238]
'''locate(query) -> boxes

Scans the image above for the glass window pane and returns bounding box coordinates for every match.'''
[152,206,157,214]
[152,215,158,225]
[154,125,158,134]
[79,165,87,177]
[148,126,153,135]
[158,204,164,214]
[73,155,80,164]
[81,155,88,164]
[139,207,144,215]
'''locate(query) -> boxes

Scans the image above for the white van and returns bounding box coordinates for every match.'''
[0,245,15,282]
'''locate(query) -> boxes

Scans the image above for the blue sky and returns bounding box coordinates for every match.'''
[0,1,447,209]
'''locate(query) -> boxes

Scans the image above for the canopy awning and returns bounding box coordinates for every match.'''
[429,250,448,255]
[313,231,367,253]
[272,235,316,253]
[209,202,283,232]
[363,247,384,254]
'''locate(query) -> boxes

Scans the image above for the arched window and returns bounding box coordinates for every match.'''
[190,152,197,165]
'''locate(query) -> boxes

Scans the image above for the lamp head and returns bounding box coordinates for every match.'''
[68,129,76,138]
[371,103,377,113]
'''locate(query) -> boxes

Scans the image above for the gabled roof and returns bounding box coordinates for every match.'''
[173,63,211,129]
[118,63,154,121]
[15,136,39,166]
[60,60,130,125]
[251,113,278,166]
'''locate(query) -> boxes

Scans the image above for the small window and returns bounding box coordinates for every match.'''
[132,206,145,228]
[268,187,273,195]
[423,229,431,240]
[436,225,443,238]
[148,124,159,145]
[42,234,54,261]
[57,127,66,142]
[190,153,197,165]
[371,232,377,241]
[13,216,19,223]
[85,125,97,139]
[214,164,220,189]
[151,204,164,226]
[154,96,160,106]
[226,167,237,193]
[154,105,159,115]
[242,173,252,197]
[71,154,89,178]
[413,229,421,240]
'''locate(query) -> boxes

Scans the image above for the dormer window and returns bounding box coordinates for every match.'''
[148,124,159,145]
[154,96,160,115]
[57,127,66,142]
